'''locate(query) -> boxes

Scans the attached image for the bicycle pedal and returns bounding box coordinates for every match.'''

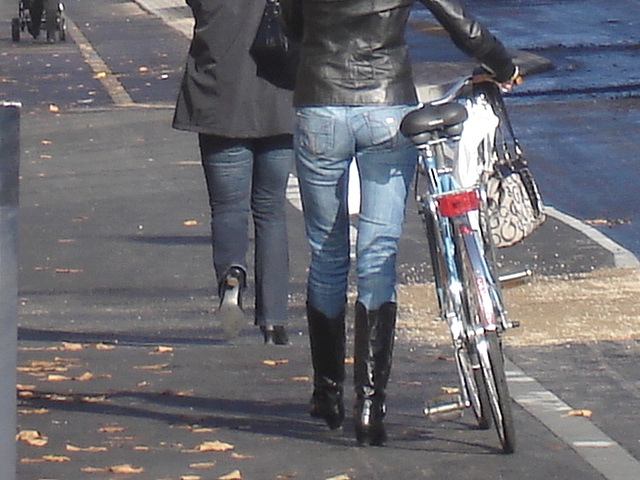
[499,269,532,289]
[423,394,465,421]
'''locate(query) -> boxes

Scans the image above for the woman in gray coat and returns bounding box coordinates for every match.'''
[173,0,294,345]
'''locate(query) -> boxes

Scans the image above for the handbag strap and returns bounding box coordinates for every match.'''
[475,82,523,158]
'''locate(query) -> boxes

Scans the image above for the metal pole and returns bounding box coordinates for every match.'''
[0,101,20,480]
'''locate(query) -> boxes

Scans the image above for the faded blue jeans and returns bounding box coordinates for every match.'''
[294,105,417,319]
[199,134,293,326]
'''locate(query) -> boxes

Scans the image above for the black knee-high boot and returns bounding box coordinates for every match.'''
[353,301,397,446]
[307,304,346,430]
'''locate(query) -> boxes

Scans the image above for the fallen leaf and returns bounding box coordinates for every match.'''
[133,445,150,451]
[344,357,355,365]
[16,430,48,447]
[46,374,72,382]
[133,363,170,370]
[567,409,593,418]
[152,345,174,354]
[18,407,49,415]
[48,104,59,112]
[42,454,71,462]
[19,457,45,463]
[138,66,149,72]
[75,371,95,381]
[261,359,289,367]
[441,386,460,395]
[95,343,116,350]
[290,376,310,382]
[230,453,254,460]
[99,426,125,434]
[81,395,108,403]
[109,464,144,474]
[326,475,350,480]
[190,461,217,469]
[190,427,215,433]
[41,139,52,145]
[183,220,199,227]
[81,466,108,473]
[181,476,201,480]
[66,444,107,453]
[218,470,242,480]
[196,440,234,452]
[94,71,107,79]
[60,342,84,351]
[17,384,36,391]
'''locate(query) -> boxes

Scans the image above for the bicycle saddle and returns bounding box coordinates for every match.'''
[401,103,468,145]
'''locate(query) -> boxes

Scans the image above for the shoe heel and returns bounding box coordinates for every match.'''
[218,280,244,340]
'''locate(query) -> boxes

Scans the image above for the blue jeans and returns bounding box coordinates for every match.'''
[199,134,293,326]
[294,105,417,319]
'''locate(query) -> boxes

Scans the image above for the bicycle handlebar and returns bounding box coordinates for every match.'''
[428,68,524,107]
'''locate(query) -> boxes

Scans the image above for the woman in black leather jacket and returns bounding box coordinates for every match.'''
[282,0,518,446]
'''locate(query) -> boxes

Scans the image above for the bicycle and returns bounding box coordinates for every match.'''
[400,73,530,454]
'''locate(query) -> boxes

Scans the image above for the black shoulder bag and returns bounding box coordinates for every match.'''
[250,0,300,90]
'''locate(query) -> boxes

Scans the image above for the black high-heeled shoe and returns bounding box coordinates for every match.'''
[260,325,289,345]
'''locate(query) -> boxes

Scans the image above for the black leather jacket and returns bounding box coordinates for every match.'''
[281,0,515,107]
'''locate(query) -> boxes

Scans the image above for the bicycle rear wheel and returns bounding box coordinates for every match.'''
[457,228,515,452]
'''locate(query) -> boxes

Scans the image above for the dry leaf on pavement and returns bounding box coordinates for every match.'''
[45,374,72,382]
[440,386,460,395]
[42,454,71,462]
[109,464,144,474]
[16,430,48,447]
[133,363,170,370]
[567,409,593,418]
[75,371,95,381]
[190,461,217,469]
[195,440,234,452]
[98,426,125,434]
[261,359,289,366]
[218,470,242,480]
[152,345,174,354]
[230,453,254,460]
[66,444,108,453]
[18,407,49,415]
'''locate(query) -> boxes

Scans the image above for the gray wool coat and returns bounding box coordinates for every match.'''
[172,0,295,138]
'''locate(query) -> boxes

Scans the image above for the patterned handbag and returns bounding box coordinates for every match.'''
[482,84,545,248]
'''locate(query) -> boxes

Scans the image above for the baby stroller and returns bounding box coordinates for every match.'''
[12,0,66,42]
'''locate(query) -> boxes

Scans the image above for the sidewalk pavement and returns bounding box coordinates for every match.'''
[13,1,640,480]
